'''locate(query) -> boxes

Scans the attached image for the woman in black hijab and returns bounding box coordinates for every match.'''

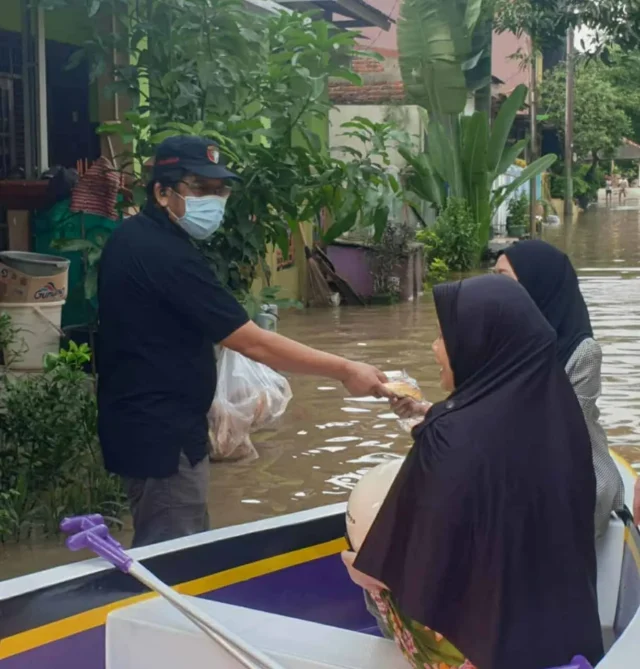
[495,240,624,537]
[344,274,603,669]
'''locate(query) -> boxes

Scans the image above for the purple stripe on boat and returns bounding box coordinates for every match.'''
[0,554,372,669]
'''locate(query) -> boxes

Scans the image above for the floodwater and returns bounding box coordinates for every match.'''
[2,204,640,580]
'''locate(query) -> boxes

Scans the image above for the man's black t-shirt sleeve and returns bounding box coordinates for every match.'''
[163,252,249,343]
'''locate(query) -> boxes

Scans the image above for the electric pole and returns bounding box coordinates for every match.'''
[529,38,538,237]
[564,27,575,217]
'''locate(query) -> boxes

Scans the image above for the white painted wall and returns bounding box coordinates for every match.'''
[329,105,424,168]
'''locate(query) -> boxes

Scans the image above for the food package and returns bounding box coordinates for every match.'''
[208,348,293,462]
[383,370,423,401]
[384,371,426,434]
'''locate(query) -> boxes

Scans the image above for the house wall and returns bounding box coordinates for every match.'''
[330,55,404,105]
[356,0,400,56]
[328,103,432,234]
[330,104,423,166]
[491,31,531,96]
[345,0,532,101]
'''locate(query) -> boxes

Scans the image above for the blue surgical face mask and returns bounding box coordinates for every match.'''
[172,193,227,240]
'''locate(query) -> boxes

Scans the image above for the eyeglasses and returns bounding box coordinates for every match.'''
[179,180,233,198]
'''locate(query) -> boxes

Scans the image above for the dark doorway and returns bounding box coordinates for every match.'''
[0,29,99,177]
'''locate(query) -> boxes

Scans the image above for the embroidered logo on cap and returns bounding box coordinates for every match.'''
[207,146,220,164]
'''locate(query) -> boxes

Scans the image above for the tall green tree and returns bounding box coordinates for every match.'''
[603,49,640,143]
[493,0,640,54]
[541,59,632,169]
[42,0,405,293]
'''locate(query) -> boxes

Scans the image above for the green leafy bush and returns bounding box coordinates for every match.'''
[45,0,406,294]
[427,258,450,285]
[549,161,604,207]
[417,198,479,272]
[0,341,125,541]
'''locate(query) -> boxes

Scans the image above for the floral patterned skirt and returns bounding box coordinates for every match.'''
[369,590,477,669]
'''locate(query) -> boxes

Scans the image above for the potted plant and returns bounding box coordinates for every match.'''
[506,193,529,238]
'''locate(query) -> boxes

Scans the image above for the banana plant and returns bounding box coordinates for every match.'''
[398,0,488,117]
[400,84,557,249]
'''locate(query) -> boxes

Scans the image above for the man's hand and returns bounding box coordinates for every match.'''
[341,550,387,593]
[390,396,432,419]
[634,478,640,526]
[340,361,389,398]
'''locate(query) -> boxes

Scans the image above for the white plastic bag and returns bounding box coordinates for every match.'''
[208,348,292,462]
[397,417,425,434]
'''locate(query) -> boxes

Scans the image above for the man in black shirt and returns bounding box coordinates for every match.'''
[98,136,389,547]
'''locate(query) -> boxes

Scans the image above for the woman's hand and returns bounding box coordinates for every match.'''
[341,550,387,594]
[390,396,432,419]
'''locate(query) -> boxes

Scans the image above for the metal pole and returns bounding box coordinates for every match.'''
[36,6,49,173]
[21,0,35,179]
[564,28,574,217]
[529,41,538,237]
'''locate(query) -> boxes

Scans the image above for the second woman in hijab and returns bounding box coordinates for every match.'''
[494,239,624,537]
[343,274,603,669]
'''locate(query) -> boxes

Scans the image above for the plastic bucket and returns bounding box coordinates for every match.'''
[1,301,65,370]
[0,251,70,277]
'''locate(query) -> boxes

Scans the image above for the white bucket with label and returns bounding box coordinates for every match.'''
[1,301,65,370]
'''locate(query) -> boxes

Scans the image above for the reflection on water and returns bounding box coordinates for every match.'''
[543,208,640,456]
[2,206,640,579]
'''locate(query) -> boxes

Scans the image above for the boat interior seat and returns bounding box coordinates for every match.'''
[596,516,640,667]
[107,597,408,669]
[596,516,625,649]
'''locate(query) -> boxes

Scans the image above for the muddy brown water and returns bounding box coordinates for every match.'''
[2,205,640,580]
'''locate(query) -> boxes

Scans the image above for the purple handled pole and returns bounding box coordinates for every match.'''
[61,515,285,669]
[548,658,593,669]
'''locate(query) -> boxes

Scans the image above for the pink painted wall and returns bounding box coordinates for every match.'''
[357,0,400,55]
[492,31,531,95]
[355,0,531,90]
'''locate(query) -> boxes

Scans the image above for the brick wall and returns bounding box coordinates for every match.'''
[329,54,406,105]
[351,57,385,74]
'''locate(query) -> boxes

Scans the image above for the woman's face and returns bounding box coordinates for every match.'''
[494,254,518,280]
[432,322,455,392]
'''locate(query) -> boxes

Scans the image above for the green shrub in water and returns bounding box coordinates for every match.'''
[427,258,450,285]
[0,341,126,542]
[416,198,479,272]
